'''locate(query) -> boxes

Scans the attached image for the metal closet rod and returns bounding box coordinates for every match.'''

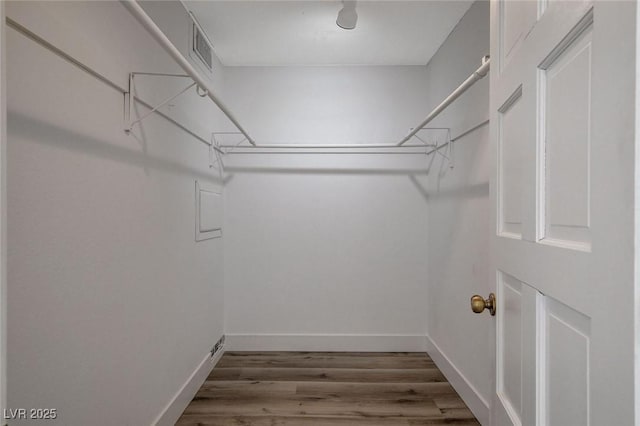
[120,0,257,146]
[219,119,489,154]
[221,144,430,149]
[397,56,491,146]
[222,146,431,155]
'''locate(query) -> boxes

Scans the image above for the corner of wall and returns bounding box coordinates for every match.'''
[153,348,224,426]
[426,335,489,425]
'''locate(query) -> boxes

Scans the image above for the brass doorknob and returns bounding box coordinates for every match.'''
[470,293,496,316]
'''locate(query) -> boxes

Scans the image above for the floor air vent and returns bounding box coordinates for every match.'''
[211,335,225,356]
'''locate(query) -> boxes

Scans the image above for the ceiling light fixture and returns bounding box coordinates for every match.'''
[336,0,358,30]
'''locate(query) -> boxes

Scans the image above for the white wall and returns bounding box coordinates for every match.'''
[222,66,433,144]
[222,66,431,351]
[6,2,227,424]
[423,1,491,423]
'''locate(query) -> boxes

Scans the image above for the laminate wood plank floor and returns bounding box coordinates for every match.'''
[177,352,480,426]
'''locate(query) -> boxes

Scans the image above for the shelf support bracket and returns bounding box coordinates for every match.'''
[124,72,201,134]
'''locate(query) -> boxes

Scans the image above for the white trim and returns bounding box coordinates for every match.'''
[426,335,490,425]
[225,334,427,352]
[153,348,224,426]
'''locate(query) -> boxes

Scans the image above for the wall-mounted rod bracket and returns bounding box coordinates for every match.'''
[405,126,451,148]
[125,72,207,134]
[210,133,225,179]
[411,132,435,147]
[422,127,453,169]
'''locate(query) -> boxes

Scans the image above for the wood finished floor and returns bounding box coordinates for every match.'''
[177,352,480,425]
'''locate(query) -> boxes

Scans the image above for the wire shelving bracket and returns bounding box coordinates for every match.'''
[124,72,210,134]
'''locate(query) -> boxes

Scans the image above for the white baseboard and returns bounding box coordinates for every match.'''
[425,335,490,425]
[225,334,427,352]
[153,348,225,426]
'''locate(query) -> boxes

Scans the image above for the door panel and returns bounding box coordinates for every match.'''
[495,275,540,426]
[538,16,593,250]
[498,87,525,238]
[497,273,523,422]
[544,298,590,426]
[490,1,637,425]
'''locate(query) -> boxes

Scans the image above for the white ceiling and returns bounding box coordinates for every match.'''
[185,1,473,66]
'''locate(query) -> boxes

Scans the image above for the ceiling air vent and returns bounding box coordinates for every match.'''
[190,14,213,71]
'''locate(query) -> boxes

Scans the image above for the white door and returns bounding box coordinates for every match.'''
[486,1,638,425]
